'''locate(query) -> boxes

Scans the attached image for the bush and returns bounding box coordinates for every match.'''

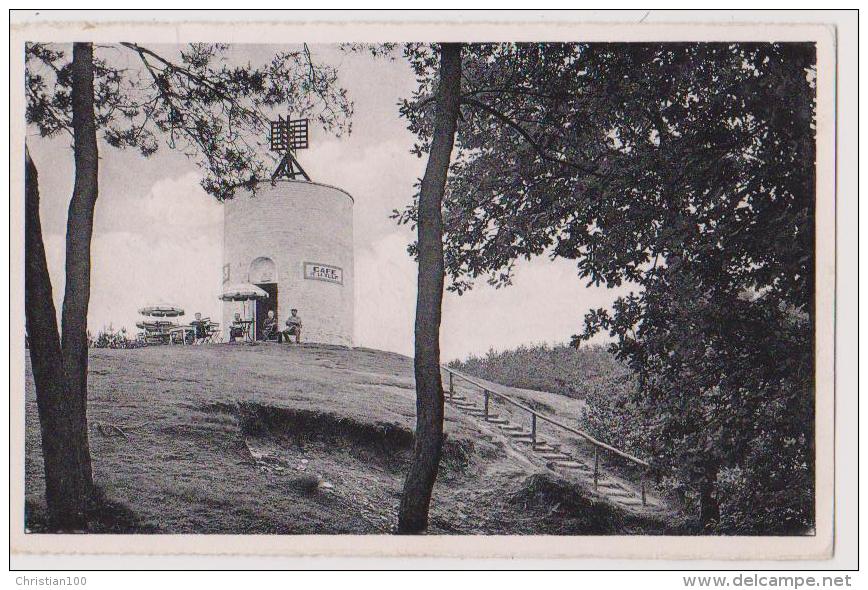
[89,326,143,349]
[449,343,628,399]
[453,333,814,535]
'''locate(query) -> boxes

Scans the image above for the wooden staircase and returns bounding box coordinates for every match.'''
[442,369,670,516]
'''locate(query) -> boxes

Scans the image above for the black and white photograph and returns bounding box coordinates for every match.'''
[9,11,852,568]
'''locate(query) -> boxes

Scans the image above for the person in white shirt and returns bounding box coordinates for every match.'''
[281,309,303,344]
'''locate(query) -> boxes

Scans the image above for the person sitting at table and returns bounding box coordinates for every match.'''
[190,312,208,344]
[261,310,279,341]
[229,312,246,343]
[280,309,303,344]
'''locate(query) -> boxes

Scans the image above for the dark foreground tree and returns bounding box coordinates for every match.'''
[26,144,92,529]
[396,43,816,532]
[397,43,463,534]
[25,41,351,529]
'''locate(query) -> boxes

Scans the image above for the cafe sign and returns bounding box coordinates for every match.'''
[304,262,343,285]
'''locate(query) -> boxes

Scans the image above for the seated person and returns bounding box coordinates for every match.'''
[229,312,246,342]
[280,309,303,344]
[190,312,208,343]
[261,310,279,341]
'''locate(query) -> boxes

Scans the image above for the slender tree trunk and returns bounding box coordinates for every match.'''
[699,463,720,531]
[25,147,89,529]
[59,42,100,496]
[397,43,462,534]
[24,42,100,529]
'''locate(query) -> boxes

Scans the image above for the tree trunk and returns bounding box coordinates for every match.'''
[58,42,100,499]
[699,463,720,531]
[24,147,89,529]
[24,42,100,529]
[397,43,463,534]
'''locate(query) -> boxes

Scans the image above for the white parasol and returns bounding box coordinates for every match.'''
[139,303,185,318]
[220,283,269,339]
[219,283,269,302]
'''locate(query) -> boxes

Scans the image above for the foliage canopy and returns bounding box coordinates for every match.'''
[26,42,353,200]
[399,42,816,531]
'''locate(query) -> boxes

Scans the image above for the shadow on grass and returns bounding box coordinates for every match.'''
[235,400,480,475]
[25,486,158,534]
[506,473,685,535]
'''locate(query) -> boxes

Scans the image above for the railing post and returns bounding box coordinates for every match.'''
[530,413,537,445]
[448,372,454,397]
[483,390,489,418]
[593,447,599,489]
[641,474,647,506]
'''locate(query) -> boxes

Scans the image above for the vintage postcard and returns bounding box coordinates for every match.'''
[9,13,841,562]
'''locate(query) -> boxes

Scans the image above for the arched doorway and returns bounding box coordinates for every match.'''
[248,257,277,340]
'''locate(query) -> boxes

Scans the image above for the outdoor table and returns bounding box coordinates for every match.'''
[169,325,194,345]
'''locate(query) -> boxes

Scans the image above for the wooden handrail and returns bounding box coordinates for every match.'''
[441,365,651,469]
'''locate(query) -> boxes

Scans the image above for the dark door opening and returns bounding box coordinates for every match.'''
[254,283,278,340]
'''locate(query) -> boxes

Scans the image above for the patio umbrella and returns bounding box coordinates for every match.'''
[220,283,269,339]
[138,303,185,318]
[219,283,269,302]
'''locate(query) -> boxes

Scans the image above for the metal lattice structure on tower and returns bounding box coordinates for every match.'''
[270,115,311,181]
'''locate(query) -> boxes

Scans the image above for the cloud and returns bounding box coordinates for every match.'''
[138,171,223,231]
[40,171,224,335]
[93,170,222,238]
[86,229,223,333]
[306,134,425,251]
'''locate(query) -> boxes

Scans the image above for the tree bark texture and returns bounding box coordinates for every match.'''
[25,146,90,529]
[397,43,463,534]
[24,41,100,530]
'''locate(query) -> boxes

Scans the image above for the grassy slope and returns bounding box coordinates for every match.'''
[25,344,667,535]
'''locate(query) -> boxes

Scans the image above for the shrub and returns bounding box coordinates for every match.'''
[454,333,813,535]
[449,343,628,399]
[90,325,143,349]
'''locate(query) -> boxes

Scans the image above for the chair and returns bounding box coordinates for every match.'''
[261,320,280,343]
[169,326,194,345]
[189,318,209,345]
[202,322,221,344]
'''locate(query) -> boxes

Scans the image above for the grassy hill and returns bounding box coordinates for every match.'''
[24,344,671,535]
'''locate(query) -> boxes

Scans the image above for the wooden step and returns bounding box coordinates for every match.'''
[510,436,535,444]
[506,430,530,438]
[601,488,635,499]
[440,370,668,516]
[483,416,508,424]
[550,460,590,470]
[454,406,480,413]
[532,443,559,452]
[596,480,626,492]
[504,430,532,438]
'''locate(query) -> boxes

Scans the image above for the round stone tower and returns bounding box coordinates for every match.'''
[222,179,354,346]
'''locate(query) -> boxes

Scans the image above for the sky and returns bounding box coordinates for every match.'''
[26,44,625,361]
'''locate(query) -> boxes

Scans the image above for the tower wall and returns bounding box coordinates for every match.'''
[222,180,354,346]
